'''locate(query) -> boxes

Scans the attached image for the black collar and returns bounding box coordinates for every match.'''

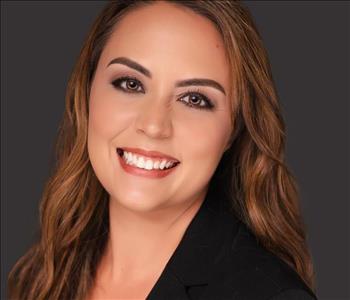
[146,184,241,299]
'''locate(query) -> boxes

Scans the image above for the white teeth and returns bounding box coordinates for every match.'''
[121,151,177,171]
[125,152,133,165]
[132,154,137,165]
[153,161,160,169]
[123,151,129,163]
[159,160,167,170]
[136,157,145,168]
[145,159,153,170]
[126,152,130,164]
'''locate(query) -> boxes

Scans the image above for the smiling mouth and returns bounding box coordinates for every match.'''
[116,148,180,171]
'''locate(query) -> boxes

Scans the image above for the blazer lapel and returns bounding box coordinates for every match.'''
[146,184,240,300]
[146,178,317,300]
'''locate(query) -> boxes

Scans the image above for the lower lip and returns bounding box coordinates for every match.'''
[117,152,179,179]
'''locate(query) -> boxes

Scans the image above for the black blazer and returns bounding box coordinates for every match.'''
[146,185,318,300]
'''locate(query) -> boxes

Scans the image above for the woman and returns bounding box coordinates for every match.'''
[7,1,318,299]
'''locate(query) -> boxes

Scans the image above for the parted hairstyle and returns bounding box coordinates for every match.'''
[7,1,316,299]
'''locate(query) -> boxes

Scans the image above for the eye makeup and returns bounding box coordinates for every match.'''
[110,75,216,111]
[111,75,145,94]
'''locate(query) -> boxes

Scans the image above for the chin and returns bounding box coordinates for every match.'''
[111,191,172,213]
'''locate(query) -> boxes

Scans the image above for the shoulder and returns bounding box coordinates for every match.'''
[205,216,318,300]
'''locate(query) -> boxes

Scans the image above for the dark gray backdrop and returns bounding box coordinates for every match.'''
[1,1,349,299]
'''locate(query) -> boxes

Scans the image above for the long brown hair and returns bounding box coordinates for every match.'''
[7,1,316,299]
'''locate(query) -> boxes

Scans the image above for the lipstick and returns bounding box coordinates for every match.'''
[116,148,180,179]
[119,147,179,162]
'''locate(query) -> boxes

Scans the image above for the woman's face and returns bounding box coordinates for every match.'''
[88,2,233,213]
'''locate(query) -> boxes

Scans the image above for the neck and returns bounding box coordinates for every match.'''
[98,189,207,284]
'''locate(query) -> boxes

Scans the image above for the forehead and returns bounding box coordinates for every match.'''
[99,2,230,86]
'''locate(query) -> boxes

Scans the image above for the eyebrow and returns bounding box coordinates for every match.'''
[107,57,226,95]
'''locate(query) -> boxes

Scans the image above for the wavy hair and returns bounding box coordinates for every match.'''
[7,1,316,299]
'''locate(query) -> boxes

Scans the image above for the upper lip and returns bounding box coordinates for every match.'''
[118,147,180,162]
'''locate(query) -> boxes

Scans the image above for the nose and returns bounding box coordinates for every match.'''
[135,98,173,139]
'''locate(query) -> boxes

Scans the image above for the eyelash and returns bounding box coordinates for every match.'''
[110,75,215,111]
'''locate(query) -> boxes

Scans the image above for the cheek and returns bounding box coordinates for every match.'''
[87,89,136,196]
[176,110,231,168]
[179,111,230,150]
[88,97,122,139]
[88,85,136,142]
[87,85,128,172]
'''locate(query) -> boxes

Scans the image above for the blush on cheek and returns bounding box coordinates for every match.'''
[88,109,109,139]
[89,97,117,137]
[193,126,229,167]
[89,97,139,147]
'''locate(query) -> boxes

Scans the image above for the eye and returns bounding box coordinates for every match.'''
[111,76,145,93]
[111,77,215,111]
[178,89,215,111]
